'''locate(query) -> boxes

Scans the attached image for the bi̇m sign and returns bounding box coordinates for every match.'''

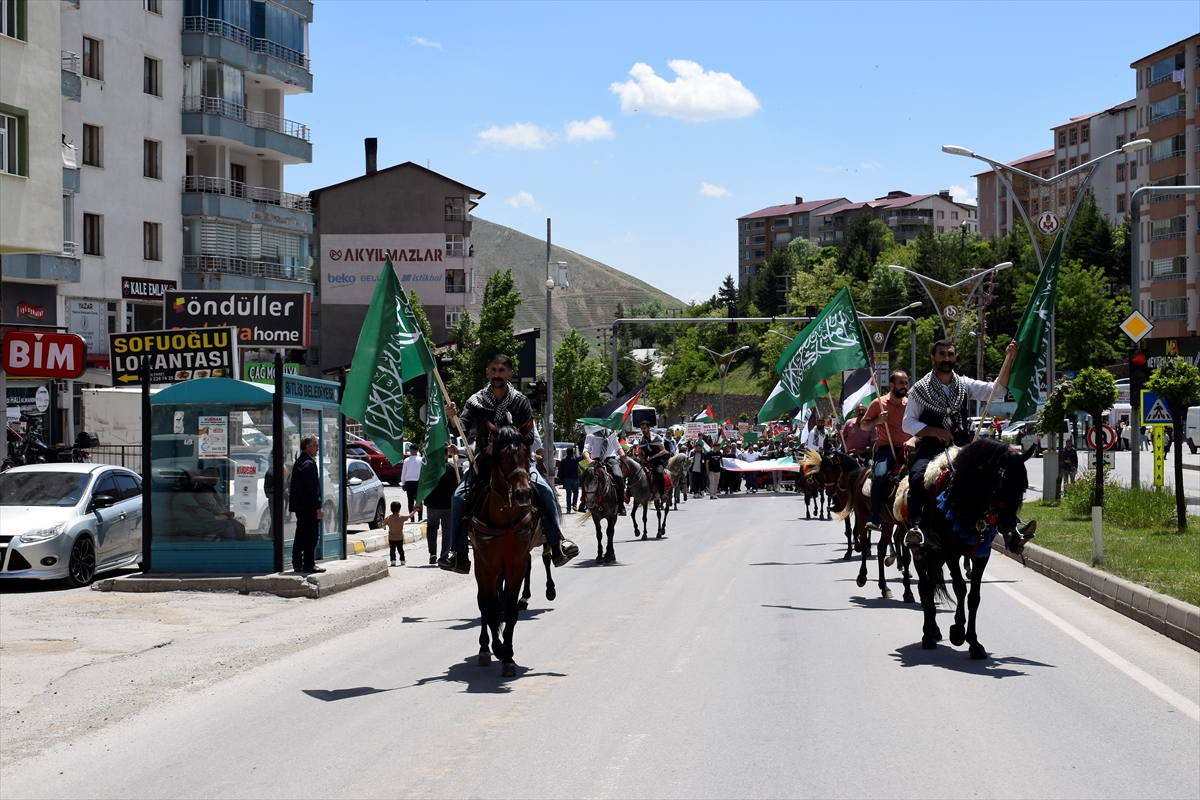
[1,332,87,379]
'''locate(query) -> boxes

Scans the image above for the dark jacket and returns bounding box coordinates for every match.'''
[1062,447,1078,472]
[288,452,321,513]
[423,461,461,509]
[457,384,534,451]
[559,455,581,481]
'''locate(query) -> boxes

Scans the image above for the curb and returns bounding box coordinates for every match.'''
[348,523,427,555]
[991,538,1200,652]
[91,555,389,599]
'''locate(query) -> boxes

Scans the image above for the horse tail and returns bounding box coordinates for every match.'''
[834,504,852,522]
[930,562,952,606]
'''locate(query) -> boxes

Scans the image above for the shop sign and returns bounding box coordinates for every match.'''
[67,298,104,353]
[109,326,237,385]
[243,361,299,384]
[6,386,44,419]
[34,386,50,413]
[320,234,449,306]
[163,290,311,348]
[16,303,45,320]
[1,331,87,378]
[122,277,177,300]
[282,375,339,404]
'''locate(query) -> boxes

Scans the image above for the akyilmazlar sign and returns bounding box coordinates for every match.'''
[109,327,237,385]
[320,234,450,306]
[162,290,311,349]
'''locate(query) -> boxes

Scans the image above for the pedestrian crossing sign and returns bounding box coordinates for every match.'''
[1140,390,1173,426]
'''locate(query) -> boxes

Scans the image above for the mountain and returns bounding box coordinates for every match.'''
[469,217,682,357]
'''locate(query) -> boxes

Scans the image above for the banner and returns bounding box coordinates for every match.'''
[163,290,311,349]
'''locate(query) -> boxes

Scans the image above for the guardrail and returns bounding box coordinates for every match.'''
[183,254,313,283]
[183,176,311,212]
[61,50,80,75]
[182,96,311,142]
[182,16,310,70]
[62,241,78,258]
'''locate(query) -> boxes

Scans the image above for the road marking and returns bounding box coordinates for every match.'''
[995,583,1199,721]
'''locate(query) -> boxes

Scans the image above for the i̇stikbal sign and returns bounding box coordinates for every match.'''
[320,234,452,306]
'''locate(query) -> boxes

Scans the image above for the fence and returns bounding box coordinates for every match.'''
[88,445,142,473]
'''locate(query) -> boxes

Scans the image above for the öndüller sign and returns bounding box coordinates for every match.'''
[2,331,87,379]
[109,327,237,385]
[162,290,310,348]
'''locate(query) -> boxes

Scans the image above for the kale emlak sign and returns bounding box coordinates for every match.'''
[163,291,311,349]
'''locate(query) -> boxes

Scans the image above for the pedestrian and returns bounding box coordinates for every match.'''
[1140,425,1150,451]
[401,443,424,521]
[422,444,460,564]
[1062,439,1078,484]
[560,446,581,512]
[707,445,723,499]
[689,441,705,497]
[288,434,324,574]
[383,501,421,566]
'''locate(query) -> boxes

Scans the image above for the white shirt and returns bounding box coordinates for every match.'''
[804,427,826,450]
[742,450,759,463]
[585,430,619,460]
[401,454,424,482]
[902,375,1000,436]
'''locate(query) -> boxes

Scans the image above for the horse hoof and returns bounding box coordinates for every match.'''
[969,643,988,660]
[931,626,943,641]
[502,662,517,677]
[949,625,966,647]
[546,586,557,601]
[881,588,893,599]
[855,575,867,588]
[517,599,529,611]
[903,592,916,604]
[641,533,647,540]
[656,533,664,539]
[842,551,853,561]
[921,637,938,650]
[604,552,614,563]
[596,555,604,564]
[885,555,896,567]
[478,652,491,666]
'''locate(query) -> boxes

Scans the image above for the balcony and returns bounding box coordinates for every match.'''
[1149,149,1185,164]
[182,16,309,70]
[183,96,309,141]
[887,215,932,227]
[1151,271,1187,282]
[61,50,80,101]
[183,176,311,212]
[182,96,311,163]
[1150,231,1187,242]
[1148,109,1186,125]
[62,241,77,258]
[183,254,312,284]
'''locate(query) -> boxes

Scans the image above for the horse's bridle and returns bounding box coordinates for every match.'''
[580,462,610,509]
[490,442,532,508]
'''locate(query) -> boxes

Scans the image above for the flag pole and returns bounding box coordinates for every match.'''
[432,368,478,473]
[974,350,1015,442]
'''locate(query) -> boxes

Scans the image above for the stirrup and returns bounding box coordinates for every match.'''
[905,527,925,549]
[865,515,883,532]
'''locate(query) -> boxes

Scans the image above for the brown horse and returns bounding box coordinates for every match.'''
[468,422,542,677]
[837,451,914,602]
[802,447,860,560]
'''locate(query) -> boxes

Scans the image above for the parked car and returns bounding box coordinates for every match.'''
[1000,420,1045,455]
[0,463,144,587]
[343,458,386,531]
[346,433,405,485]
[1186,406,1199,455]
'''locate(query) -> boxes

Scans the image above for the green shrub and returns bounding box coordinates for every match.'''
[1062,473,1176,530]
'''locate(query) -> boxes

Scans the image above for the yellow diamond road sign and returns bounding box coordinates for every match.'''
[1119,310,1153,343]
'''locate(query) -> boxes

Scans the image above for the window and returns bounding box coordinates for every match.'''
[740,251,748,260]
[1058,189,1067,206]
[1058,159,1066,173]
[82,37,102,80]
[1117,194,1126,213]
[937,226,944,234]
[1149,134,1186,163]
[1069,129,1077,146]
[1149,53,1185,86]
[951,211,959,221]
[1116,135,1125,149]
[1081,154,1089,164]
[1032,199,1040,214]
[1069,157,1077,169]
[82,124,101,167]
[0,112,19,175]
[773,217,790,227]
[1149,94,1186,124]
[1116,163,1125,181]
[753,249,765,259]
[751,220,765,229]
[1151,256,1186,277]
[444,197,465,220]
[1041,168,1051,179]
[1151,297,1187,319]
[1,0,21,39]
[143,139,160,179]
[143,57,160,96]
[1081,125,1089,143]
[1150,216,1187,241]
[1057,132,1066,148]
[83,213,102,255]
[751,235,765,245]
[143,222,161,261]
[445,307,464,329]
[62,193,74,255]
[445,269,465,293]
[445,234,464,257]
[1130,162,1137,180]
[143,0,161,13]
[936,210,944,220]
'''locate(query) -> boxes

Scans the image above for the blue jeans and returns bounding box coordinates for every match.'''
[450,467,563,554]
[563,477,579,510]
[870,449,897,516]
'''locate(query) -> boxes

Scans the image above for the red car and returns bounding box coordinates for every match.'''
[346,434,405,485]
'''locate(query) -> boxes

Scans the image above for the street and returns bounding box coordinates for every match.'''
[1,489,1197,799]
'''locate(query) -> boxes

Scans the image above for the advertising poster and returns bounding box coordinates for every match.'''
[198,415,228,459]
[162,291,310,349]
[109,326,237,385]
[320,234,450,307]
[234,462,258,514]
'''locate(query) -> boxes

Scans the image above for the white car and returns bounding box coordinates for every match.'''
[0,463,144,587]
[342,458,386,531]
[1000,420,1045,455]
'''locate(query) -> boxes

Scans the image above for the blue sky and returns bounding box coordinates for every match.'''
[287,1,1196,303]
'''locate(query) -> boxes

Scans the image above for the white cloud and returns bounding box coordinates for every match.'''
[700,183,730,198]
[949,184,976,203]
[411,36,441,49]
[566,116,614,141]
[507,191,539,210]
[610,60,760,121]
[622,231,633,242]
[860,160,881,170]
[478,123,552,149]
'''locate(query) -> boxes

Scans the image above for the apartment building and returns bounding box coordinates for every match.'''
[811,191,976,248]
[1,0,69,323]
[311,149,484,371]
[1131,34,1199,342]
[1051,100,1140,222]
[735,197,847,287]
[976,150,1055,238]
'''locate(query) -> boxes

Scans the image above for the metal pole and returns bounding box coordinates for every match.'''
[544,218,555,482]
[338,368,347,560]
[910,323,917,379]
[272,350,285,573]
[140,355,152,573]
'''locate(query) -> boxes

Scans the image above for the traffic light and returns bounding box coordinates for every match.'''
[1129,346,1151,395]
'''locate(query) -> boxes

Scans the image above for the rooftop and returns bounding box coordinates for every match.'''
[973,148,1055,177]
[739,197,848,220]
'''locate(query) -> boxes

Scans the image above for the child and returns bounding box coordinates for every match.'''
[384,501,421,566]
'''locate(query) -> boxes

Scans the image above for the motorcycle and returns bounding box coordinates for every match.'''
[2,417,97,471]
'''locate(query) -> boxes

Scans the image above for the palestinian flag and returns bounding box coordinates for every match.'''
[578,380,649,430]
[692,404,717,423]
[840,368,878,417]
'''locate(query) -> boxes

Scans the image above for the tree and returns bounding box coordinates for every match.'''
[1061,368,1118,509]
[1064,190,1116,281]
[837,215,893,283]
[553,329,607,441]
[752,247,797,316]
[445,311,480,408]
[444,269,522,408]
[1146,356,1200,531]
[1012,259,1127,371]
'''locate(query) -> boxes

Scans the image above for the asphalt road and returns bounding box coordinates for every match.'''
[3,491,1198,799]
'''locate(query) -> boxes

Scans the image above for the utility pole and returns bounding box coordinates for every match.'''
[544,218,555,483]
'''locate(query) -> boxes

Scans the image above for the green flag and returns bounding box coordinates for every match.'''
[771,287,871,412]
[414,376,449,504]
[1008,230,1064,421]
[757,381,797,424]
[388,258,439,383]
[340,259,412,464]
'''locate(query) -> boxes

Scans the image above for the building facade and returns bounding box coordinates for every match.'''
[1131,34,1199,340]
[975,150,1055,239]
[310,154,484,372]
[736,197,848,287]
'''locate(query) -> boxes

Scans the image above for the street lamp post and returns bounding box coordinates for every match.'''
[699,345,749,421]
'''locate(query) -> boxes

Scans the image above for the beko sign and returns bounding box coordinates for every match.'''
[321,234,450,305]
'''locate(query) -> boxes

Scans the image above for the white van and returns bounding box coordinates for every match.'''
[1187,406,1199,454]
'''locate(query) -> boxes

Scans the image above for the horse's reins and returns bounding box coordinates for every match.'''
[473,442,537,586]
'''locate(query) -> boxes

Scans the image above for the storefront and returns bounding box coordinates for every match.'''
[146,375,344,573]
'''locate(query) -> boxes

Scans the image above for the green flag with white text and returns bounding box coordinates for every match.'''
[1008,230,1064,421]
[769,287,871,414]
[414,376,449,504]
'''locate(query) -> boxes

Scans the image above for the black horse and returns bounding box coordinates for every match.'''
[908,438,1034,659]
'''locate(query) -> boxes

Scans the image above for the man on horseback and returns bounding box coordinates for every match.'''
[636,420,669,496]
[584,425,627,516]
[902,339,1017,551]
[438,354,579,575]
[861,370,908,532]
